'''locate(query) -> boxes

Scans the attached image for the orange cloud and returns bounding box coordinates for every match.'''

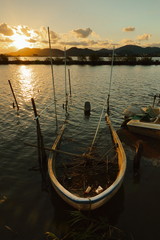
[120,39,136,45]
[0,23,14,36]
[20,26,31,37]
[0,22,158,53]
[148,42,160,47]
[137,33,152,41]
[0,37,13,42]
[36,26,59,44]
[60,40,97,47]
[27,38,37,43]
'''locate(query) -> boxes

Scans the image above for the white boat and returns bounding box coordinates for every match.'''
[48,113,126,211]
[123,95,160,139]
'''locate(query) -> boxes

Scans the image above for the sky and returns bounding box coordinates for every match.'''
[0,0,160,53]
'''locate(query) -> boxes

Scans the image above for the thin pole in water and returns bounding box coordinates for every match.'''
[107,46,115,114]
[68,69,72,97]
[47,27,58,128]
[64,47,68,113]
[8,79,19,111]
[31,98,47,181]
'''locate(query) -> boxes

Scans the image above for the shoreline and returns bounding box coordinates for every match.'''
[0,60,160,66]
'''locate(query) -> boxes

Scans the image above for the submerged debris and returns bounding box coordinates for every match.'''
[0,195,7,204]
[55,127,119,198]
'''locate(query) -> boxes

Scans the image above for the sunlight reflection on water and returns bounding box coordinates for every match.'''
[18,66,34,101]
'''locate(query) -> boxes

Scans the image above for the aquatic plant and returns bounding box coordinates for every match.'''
[45,210,129,240]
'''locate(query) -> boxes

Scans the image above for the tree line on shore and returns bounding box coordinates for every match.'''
[0,54,160,65]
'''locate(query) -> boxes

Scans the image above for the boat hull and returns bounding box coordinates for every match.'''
[48,165,124,210]
[127,119,160,139]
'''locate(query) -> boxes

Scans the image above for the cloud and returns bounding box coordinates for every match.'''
[50,30,59,41]
[137,33,152,41]
[20,26,31,37]
[0,23,14,36]
[120,38,136,45]
[60,41,89,47]
[73,28,92,38]
[37,26,59,44]
[1,23,158,52]
[0,37,13,42]
[59,39,118,50]
[123,27,135,32]
[27,38,37,43]
[148,42,160,47]
[97,40,109,46]
[60,39,99,48]
[60,41,87,46]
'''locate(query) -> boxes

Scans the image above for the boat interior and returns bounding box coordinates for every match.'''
[136,106,160,123]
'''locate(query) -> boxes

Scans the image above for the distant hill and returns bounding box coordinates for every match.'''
[115,45,160,56]
[115,45,144,56]
[66,47,95,56]
[8,45,160,57]
[8,48,64,57]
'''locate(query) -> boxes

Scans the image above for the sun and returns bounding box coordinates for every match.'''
[12,34,31,49]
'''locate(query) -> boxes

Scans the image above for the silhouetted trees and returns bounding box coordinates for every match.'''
[77,55,87,62]
[0,53,159,65]
[0,54,8,63]
[89,54,103,62]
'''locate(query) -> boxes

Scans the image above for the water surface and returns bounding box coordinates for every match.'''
[0,64,160,239]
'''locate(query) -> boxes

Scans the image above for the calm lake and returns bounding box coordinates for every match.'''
[0,64,160,240]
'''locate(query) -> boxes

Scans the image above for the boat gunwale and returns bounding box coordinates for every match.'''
[127,119,160,130]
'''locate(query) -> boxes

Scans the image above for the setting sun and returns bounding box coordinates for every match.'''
[12,34,31,49]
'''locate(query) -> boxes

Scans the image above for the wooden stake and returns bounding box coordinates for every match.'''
[133,141,143,172]
[31,98,47,174]
[8,80,19,111]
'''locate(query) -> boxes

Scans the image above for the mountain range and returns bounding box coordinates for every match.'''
[7,45,160,57]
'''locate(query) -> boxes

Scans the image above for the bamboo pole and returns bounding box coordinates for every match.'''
[64,47,68,113]
[47,27,58,128]
[107,46,115,115]
[68,69,72,97]
[8,80,19,111]
[25,142,83,158]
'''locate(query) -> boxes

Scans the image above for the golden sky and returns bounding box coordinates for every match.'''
[1,0,160,53]
[0,23,156,54]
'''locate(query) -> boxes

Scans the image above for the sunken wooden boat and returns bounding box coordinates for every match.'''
[48,113,126,211]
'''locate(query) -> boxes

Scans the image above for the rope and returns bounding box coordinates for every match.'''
[89,99,106,152]
[38,101,56,116]
[99,143,118,161]
[89,46,115,152]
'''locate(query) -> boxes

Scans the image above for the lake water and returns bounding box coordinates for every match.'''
[0,64,160,240]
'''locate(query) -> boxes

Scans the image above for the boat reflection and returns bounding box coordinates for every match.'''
[47,182,125,238]
[117,128,160,185]
[117,128,160,160]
